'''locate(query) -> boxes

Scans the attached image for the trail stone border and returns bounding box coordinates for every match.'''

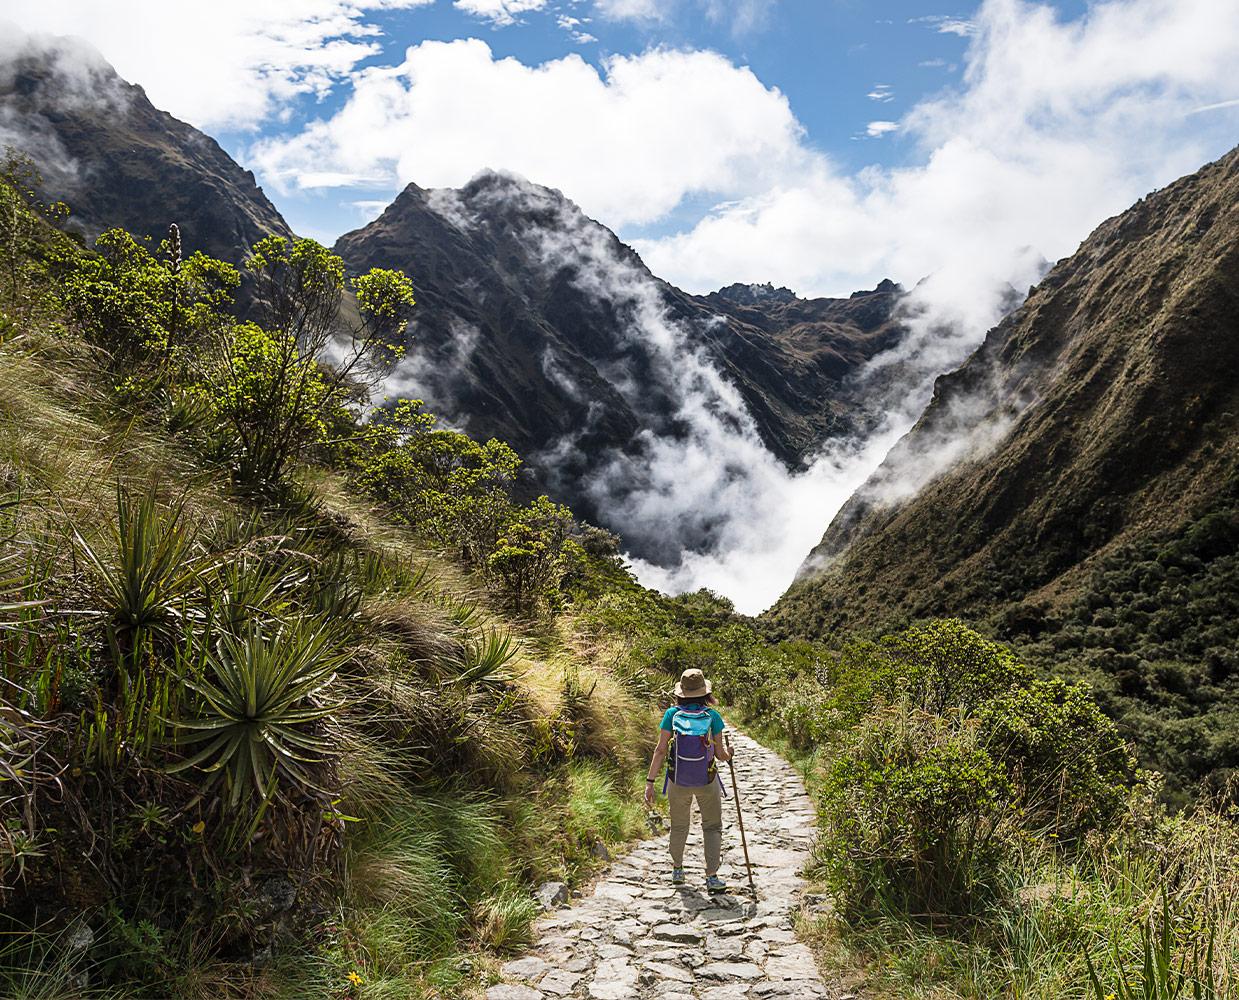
[488,731,854,999]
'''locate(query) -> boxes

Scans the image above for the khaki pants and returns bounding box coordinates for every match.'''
[667,779,724,874]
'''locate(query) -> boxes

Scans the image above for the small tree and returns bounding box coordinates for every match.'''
[487,496,574,614]
[59,228,239,383]
[199,236,414,488]
[0,149,68,318]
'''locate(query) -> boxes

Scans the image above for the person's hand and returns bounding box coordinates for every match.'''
[644,782,656,808]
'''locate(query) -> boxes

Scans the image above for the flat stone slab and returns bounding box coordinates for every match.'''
[487,986,544,1000]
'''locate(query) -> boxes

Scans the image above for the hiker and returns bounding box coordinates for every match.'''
[644,668,732,893]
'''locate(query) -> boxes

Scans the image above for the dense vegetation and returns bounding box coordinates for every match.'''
[1010,495,1239,807]
[623,596,1237,998]
[0,158,660,999]
[2,157,1235,1000]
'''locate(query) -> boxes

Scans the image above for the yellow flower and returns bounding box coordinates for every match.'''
[347,971,364,987]
[191,820,206,835]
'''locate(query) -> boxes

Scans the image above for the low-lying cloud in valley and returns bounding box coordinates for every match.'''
[283,0,1237,612]
[6,0,1239,612]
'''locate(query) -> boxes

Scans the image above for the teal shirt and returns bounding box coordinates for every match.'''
[661,706,725,736]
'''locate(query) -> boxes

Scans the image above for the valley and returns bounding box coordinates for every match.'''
[2,20,1237,1000]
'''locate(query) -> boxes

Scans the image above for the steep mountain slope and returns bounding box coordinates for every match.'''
[334,174,905,533]
[0,30,292,261]
[771,146,1239,642]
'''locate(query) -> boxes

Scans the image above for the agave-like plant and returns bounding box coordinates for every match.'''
[204,553,298,635]
[168,619,345,809]
[449,628,520,688]
[72,483,207,646]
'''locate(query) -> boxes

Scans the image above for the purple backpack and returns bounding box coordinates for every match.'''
[668,707,716,787]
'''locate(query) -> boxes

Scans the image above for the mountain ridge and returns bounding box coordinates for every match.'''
[333,172,910,555]
[771,143,1239,637]
[0,30,293,262]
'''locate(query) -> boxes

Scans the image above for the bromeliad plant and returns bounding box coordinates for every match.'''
[72,483,210,659]
[169,618,345,811]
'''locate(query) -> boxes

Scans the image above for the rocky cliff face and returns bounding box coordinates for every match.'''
[333,174,906,537]
[0,32,292,262]
[770,145,1239,639]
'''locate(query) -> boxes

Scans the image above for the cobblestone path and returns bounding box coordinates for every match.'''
[487,730,845,1000]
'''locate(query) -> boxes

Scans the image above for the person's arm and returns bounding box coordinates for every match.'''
[713,732,732,763]
[644,729,671,807]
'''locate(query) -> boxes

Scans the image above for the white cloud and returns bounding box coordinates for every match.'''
[454,0,548,26]
[594,0,773,34]
[593,0,661,19]
[867,83,894,101]
[2,1,434,129]
[251,40,808,227]
[910,14,977,36]
[556,13,598,43]
[865,120,899,136]
[350,198,391,219]
[638,0,1239,301]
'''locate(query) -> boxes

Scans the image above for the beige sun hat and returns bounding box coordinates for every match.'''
[674,668,712,699]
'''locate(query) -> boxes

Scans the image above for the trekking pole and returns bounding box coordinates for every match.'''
[724,734,757,897]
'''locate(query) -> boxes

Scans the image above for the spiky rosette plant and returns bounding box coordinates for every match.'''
[169,618,345,810]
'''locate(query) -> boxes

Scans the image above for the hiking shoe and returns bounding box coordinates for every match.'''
[705,874,728,894]
[671,867,685,885]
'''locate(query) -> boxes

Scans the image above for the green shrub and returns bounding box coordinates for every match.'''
[486,495,574,614]
[978,678,1135,839]
[815,702,1017,922]
[878,618,1031,715]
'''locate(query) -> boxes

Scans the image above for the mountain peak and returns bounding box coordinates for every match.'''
[712,282,799,306]
[850,277,901,297]
[0,26,292,262]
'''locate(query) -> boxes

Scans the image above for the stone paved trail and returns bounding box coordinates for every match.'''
[488,731,850,1000]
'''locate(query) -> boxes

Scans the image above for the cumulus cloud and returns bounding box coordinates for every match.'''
[865,120,898,137]
[1,1,433,129]
[638,0,1239,303]
[250,40,807,227]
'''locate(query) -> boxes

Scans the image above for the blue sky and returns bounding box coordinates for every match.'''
[8,0,1237,297]
[212,0,1068,243]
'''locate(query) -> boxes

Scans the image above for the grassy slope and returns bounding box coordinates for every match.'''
[0,204,661,998]
[720,661,1239,1000]
[768,146,1239,801]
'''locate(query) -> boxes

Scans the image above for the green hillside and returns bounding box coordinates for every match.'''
[770,145,1239,803]
[0,156,677,998]
[2,152,1236,1000]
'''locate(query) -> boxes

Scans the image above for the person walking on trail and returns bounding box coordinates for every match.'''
[644,668,732,893]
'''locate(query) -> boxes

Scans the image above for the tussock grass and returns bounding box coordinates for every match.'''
[0,178,668,1000]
